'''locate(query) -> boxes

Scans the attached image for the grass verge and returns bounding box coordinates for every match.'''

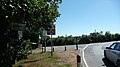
[13,52,70,67]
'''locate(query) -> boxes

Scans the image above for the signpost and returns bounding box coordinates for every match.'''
[42,30,47,52]
[47,24,56,56]
[47,25,55,35]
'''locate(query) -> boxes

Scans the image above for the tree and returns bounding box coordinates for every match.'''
[115,33,120,40]
[0,0,62,66]
[89,32,98,43]
[97,34,105,42]
[0,0,62,32]
[105,31,112,41]
[79,35,91,44]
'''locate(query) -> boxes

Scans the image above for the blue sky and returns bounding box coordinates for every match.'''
[55,0,120,37]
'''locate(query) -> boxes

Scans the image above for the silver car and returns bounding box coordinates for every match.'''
[104,42,120,67]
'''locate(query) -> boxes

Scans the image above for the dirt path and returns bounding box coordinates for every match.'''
[55,50,80,67]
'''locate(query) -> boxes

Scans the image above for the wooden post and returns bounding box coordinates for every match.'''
[65,35,67,51]
[77,55,81,67]
[76,37,78,50]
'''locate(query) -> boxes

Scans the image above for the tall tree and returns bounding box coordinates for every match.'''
[0,0,62,33]
[0,0,62,66]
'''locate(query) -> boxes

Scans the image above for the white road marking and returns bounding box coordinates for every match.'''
[82,44,92,67]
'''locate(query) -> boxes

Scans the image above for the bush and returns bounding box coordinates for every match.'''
[0,39,32,67]
[17,40,32,60]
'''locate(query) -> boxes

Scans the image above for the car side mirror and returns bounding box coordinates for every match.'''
[106,47,112,49]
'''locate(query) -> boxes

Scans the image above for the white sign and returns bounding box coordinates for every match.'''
[42,30,47,39]
[18,31,23,40]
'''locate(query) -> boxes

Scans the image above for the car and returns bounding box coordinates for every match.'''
[104,42,120,67]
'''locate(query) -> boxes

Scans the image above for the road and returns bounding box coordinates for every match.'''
[46,44,87,51]
[84,42,117,67]
[32,44,86,53]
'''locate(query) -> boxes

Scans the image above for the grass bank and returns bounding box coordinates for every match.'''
[13,52,70,67]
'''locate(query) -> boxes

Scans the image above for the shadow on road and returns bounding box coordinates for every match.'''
[102,58,117,67]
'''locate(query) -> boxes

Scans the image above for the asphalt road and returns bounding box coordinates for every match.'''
[32,44,86,53]
[45,44,87,52]
[84,42,117,67]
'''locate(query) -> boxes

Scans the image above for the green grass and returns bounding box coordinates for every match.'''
[13,52,70,67]
[57,64,70,67]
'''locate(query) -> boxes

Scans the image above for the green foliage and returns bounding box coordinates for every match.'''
[79,35,91,44]
[66,37,75,45]
[97,34,106,42]
[46,31,120,46]
[0,0,62,66]
[30,32,39,42]
[56,38,63,45]
[115,33,120,40]
[0,39,32,67]
[0,0,62,33]
[17,40,32,60]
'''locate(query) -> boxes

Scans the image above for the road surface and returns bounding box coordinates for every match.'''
[84,42,117,67]
[32,44,86,53]
[46,44,86,51]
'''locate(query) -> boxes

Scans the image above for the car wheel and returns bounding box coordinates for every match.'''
[104,51,107,58]
[117,60,120,67]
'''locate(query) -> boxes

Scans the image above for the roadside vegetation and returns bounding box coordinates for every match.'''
[45,31,120,46]
[0,0,62,67]
[13,52,70,67]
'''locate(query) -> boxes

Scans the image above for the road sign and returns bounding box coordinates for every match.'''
[42,30,47,39]
[47,25,55,35]
[10,23,25,31]
[43,30,47,36]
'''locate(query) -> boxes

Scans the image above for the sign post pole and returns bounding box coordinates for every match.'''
[47,24,56,56]
[43,30,47,52]
[44,37,46,52]
[51,33,53,56]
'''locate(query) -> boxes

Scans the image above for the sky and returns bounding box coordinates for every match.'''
[55,0,120,37]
